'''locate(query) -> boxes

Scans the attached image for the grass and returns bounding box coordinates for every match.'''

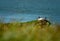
[0,20,60,41]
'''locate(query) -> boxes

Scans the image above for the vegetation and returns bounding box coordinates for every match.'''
[0,20,60,41]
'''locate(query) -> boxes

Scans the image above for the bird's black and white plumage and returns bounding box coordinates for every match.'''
[37,17,51,25]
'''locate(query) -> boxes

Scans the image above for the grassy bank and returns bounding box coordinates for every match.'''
[0,20,60,41]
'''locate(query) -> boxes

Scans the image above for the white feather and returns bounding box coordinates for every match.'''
[38,18,45,20]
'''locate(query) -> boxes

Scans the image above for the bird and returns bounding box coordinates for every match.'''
[37,16,51,27]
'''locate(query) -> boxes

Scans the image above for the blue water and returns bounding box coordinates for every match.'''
[0,0,60,23]
[0,10,60,23]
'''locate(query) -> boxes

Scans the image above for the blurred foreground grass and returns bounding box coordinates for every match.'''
[0,20,60,41]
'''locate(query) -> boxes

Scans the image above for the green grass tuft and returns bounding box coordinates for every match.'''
[0,20,60,41]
